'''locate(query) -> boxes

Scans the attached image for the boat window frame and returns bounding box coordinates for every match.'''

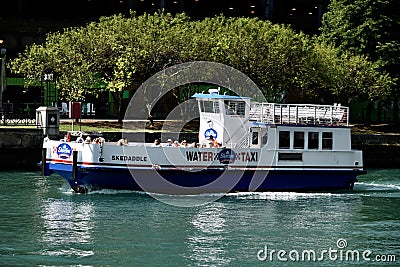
[224,100,246,116]
[199,100,220,114]
[293,131,305,149]
[252,131,259,145]
[279,130,291,149]
[308,132,319,149]
[322,132,333,150]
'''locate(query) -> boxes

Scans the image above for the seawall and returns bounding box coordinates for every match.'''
[0,129,44,170]
[352,134,400,168]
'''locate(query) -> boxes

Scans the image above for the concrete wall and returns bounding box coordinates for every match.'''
[0,129,43,170]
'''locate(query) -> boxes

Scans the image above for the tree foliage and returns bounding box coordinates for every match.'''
[320,0,400,121]
[9,11,391,105]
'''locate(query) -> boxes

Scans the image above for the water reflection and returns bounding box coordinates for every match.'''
[186,202,233,266]
[39,198,95,258]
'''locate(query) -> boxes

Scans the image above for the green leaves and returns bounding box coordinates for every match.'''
[9,11,391,106]
[320,0,399,102]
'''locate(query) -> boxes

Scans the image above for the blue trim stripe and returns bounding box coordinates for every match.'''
[191,93,251,100]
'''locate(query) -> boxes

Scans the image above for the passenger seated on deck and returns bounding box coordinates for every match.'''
[60,135,67,142]
[173,140,180,147]
[76,133,84,143]
[180,140,188,147]
[84,136,91,144]
[208,135,219,148]
[151,139,161,147]
[117,138,126,146]
[165,139,173,147]
[92,137,105,144]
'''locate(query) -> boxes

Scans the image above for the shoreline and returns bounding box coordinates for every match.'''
[0,129,399,170]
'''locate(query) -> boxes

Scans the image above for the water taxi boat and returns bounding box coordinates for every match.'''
[41,91,366,194]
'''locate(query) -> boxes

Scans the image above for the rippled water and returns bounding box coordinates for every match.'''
[0,169,399,266]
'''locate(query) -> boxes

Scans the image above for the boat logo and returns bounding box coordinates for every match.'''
[204,128,218,139]
[56,143,72,159]
[218,149,236,164]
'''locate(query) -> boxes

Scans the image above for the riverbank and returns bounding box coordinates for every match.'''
[1,123,399,170]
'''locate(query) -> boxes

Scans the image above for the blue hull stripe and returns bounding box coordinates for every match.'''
[47,163,365,193]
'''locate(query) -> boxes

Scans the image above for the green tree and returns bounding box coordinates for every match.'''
[320,0,400,123]
[9,12,391,120]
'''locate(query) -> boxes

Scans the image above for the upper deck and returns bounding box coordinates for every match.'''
[250,102,349,127]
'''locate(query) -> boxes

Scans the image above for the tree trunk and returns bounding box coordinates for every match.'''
[364,100,373,126]
[377,101,382,123]
[393,96,399,124]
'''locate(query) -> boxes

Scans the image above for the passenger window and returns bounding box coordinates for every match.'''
[293,131,304,149]
[252,132,259,145]
[308,132,319,149]
[200,100,219,113]
[279,131,290,149]
[224,100,245,116]
[322,132,333,150]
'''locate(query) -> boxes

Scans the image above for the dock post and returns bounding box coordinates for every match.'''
[72,150,78,180]
[41,147,47,176]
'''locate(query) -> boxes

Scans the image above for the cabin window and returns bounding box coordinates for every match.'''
[308,132,319,149]
[262,132,268,145]
[322,132,333,150]
[252,131,259,145]
[224,100,245,115]
[293,131,304,149]
[199,100,219,113]
[279,131,290,149]
[278,153,303,161]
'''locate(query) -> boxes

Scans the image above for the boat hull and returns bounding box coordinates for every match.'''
[47,163,365,194]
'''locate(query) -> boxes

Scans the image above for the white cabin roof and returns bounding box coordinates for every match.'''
[192,93,251,100]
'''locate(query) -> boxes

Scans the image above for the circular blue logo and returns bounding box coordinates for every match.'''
[218,149,236,164]
[57,143,72,159]
[204,128,218,139]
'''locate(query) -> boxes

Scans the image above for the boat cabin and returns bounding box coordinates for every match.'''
[193,90,351,151]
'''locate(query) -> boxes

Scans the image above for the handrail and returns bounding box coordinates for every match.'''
[250,102,349,126]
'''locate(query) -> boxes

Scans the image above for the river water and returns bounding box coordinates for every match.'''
[0,169,399,266]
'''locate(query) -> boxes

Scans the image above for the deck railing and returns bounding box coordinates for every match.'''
[250,102,349,126]
[1,112,36,126]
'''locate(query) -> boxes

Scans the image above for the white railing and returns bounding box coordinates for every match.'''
[250,102,349,126]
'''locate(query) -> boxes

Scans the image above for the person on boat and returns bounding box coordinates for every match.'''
[76,133,84,143]
[117,138,127,146]
[152,139,161,147]
[84,136,91,144]
[208,135,219,148]
[180,140,189,147]
[173,140,180,147]
[165,139,173,147]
